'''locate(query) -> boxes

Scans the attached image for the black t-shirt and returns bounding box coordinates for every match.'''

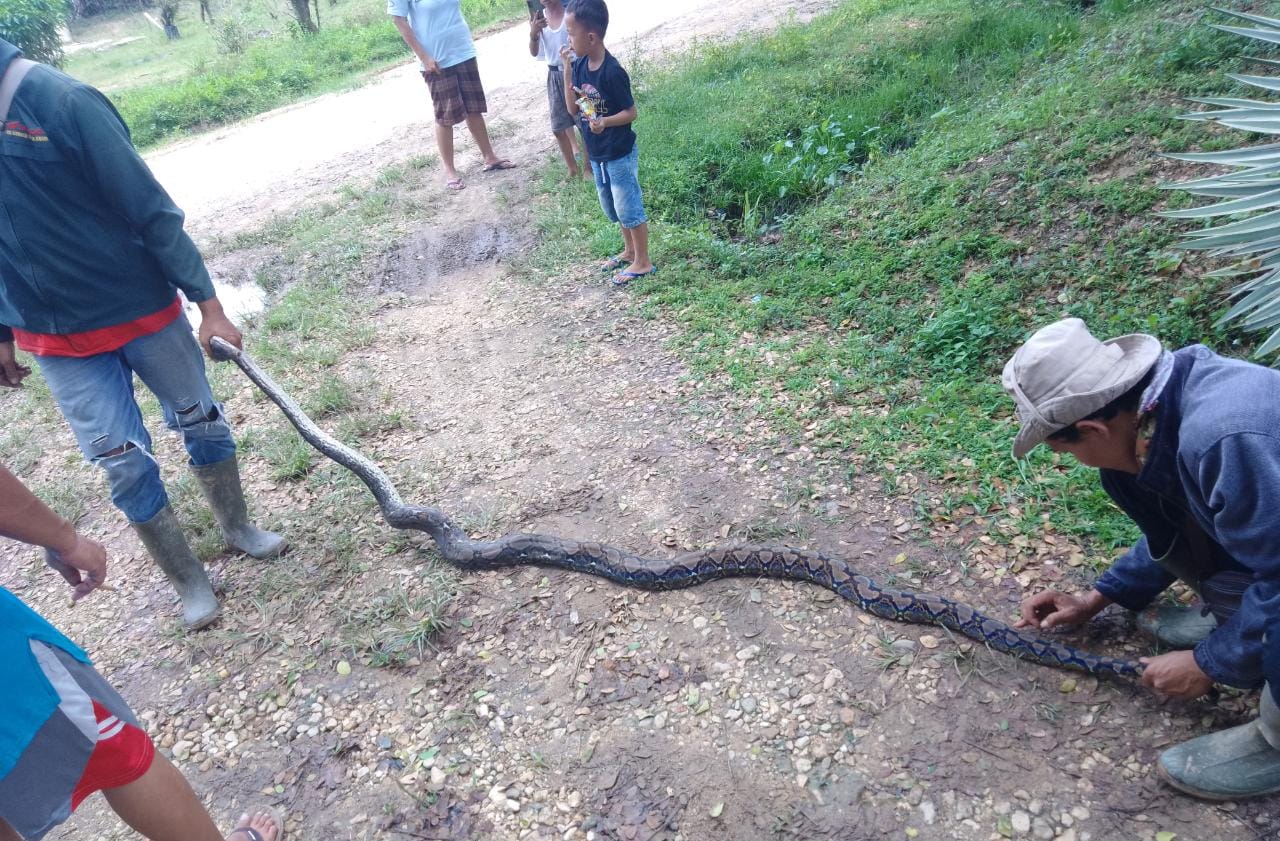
[571,50,636,163]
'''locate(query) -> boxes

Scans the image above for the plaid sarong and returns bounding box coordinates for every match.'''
[423,57,488,126]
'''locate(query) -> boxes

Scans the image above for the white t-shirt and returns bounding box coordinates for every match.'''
[387,0,477,71]
[535,16,573,69]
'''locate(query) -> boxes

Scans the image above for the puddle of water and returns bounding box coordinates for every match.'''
[182,279,267,329]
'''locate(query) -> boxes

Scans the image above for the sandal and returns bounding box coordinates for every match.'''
[481,160,517,172]
[611,266,658,287]
[598,253,632,272]
[227,808,286,841]
[445,177,465,191]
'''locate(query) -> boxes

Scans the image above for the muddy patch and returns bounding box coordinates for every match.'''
[379,220,534,296]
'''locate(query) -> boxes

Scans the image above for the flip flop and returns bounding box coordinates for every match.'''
[481,160,517,172]
[598,253,632,272]
[611,266,658,287]
[445,177,465,191]
[228,807,286,841]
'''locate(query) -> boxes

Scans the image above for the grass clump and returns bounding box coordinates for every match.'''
[531,0,1254,557]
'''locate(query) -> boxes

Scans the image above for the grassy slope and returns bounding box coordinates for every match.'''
[528,0,1256,566]
[65,0,523,149]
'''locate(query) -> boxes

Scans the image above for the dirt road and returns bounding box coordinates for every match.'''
[146,0,816,242]
[21,1,1277,839]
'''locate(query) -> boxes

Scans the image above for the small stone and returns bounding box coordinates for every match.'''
[797,694,817,707]
[1054,831,1077,841]
[741,697,758,714]
[794,758,813,773]
[430,767,447,786]
[839,707,857,726]
[1012,812,1032,834]
[890,639,917,654]
[692,616,708,630]
[1070,807,1090,821]
[505,799,521,813]
[736,645,760,662]
[172,740,193,762]
[919,801,936,825]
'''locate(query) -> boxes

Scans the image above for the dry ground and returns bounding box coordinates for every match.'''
[1,2,1276,840]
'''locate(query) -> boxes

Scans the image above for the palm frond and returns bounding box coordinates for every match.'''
[1164,10,1280,361]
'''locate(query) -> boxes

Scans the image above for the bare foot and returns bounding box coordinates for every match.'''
[227,811,280,841]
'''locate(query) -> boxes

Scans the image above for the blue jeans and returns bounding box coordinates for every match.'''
[592,145,647,229]
[35,314,236,524]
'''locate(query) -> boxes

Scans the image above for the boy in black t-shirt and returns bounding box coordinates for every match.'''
[560,0,656,287]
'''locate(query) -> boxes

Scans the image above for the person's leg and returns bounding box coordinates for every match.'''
[619,225,636,264]
[553,127,579,177]
[607,149,653,278]
[464,113,507,168]
[34,352,167,524]
[122,315,234,469]
[436,122,460,185]
[0,819,19,841]
[102,754,282,841]
[626,223,652,274]
[1159,654,1280,801]
[124,316,285,560]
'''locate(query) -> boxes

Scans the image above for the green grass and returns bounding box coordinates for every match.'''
[65,0,524,148]
[528,0,1257,558]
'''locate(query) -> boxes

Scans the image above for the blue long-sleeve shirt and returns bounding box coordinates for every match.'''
[1094,345,1280,689]
[0,40,214,343]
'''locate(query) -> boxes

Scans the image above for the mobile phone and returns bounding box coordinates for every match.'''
[526,0,545,18]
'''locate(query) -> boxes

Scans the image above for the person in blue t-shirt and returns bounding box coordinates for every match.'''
[388,0,516,191]
[559,0,656,288]
[0,464,283,841]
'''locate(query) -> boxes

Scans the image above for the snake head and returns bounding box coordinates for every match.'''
[209,336,239,362]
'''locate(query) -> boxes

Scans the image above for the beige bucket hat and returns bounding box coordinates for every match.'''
[1001,318,1161,459]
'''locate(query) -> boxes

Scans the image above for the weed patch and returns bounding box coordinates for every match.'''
[531,0,1255,556]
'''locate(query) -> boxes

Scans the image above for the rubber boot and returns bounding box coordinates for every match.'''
[190,455,287,559]
[1158,685,1280,800]
[133,506,221,630]
[1136,602,1218,649]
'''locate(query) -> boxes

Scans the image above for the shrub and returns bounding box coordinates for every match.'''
[0,0,66,66]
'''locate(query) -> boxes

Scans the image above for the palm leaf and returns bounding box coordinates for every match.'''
[1164,11,1280,361]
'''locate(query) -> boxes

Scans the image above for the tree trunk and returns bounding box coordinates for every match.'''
[287,0,318,32]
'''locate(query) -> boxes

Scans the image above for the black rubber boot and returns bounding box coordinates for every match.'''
[133,505,220,630]
[1158,685,1280,801]
[190,455,287,559]
[1136,602,1218,649]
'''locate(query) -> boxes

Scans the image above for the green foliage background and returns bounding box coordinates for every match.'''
[0,0,67,65]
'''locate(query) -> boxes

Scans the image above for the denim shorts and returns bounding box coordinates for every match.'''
[592,145,646,229]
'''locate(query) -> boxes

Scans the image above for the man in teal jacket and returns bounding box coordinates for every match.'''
[0,39,285,629]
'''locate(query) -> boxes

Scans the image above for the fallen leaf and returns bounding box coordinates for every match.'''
[710,802,725,818]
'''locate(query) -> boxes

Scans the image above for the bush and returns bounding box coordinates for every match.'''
[0,0,67,66]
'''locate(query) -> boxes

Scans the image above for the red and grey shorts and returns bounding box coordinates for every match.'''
[0,642,155,840]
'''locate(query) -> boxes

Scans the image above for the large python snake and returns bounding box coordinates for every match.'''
[211,338,1139,678]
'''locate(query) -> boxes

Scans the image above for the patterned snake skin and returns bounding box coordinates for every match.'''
[211,339,1139,678]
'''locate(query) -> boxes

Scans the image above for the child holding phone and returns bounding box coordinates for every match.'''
[528,0,589,179]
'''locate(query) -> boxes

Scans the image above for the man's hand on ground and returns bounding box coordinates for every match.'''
[196,298,242,358]
[1139,650,1214,699]
[1014,589,1104,630]
[0,342,31,388]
